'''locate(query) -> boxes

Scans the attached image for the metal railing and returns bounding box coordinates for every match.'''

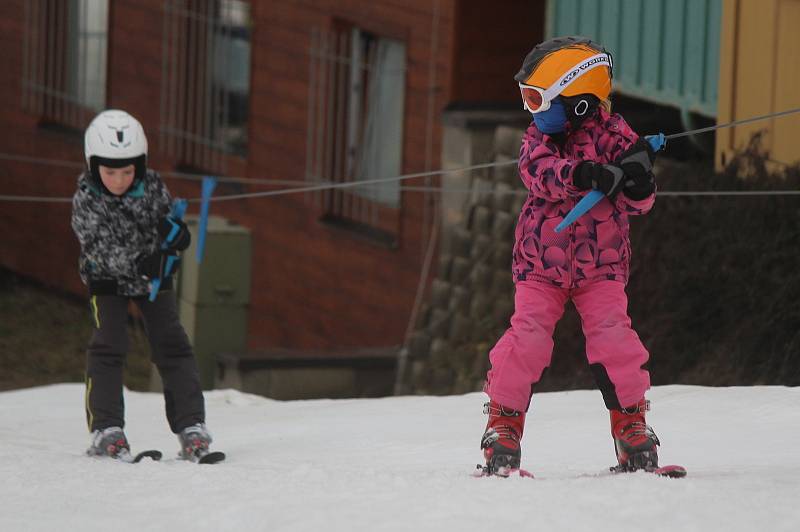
[159,0,250,173]
[305,27,407,237]
[22,0,108,129]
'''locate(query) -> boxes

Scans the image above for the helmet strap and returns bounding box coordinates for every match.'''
[562,94,600,130]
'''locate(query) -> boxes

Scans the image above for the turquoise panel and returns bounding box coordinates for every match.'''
[547,0,720,116]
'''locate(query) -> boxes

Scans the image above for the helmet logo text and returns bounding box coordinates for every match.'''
[559,55,610,87]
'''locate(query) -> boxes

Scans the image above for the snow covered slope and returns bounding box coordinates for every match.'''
[1,384,798,532]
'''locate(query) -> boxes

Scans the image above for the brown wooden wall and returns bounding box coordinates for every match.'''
[716,0,800,170]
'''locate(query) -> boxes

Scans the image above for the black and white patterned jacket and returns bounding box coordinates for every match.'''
[71,169,172,296]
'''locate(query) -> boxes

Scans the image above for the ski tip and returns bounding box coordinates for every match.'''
[133,450,163,463]
[198,451,226,465]
[654,465,687,478]
[610,463,687,478]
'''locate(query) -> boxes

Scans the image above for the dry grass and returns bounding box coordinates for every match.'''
[0,269,153,392]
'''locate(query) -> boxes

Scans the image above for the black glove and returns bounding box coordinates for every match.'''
[136,251,181,280]
[616,139,657,200]
[622,170,655,200]
[573,161,626,199]
[157,217,191,252]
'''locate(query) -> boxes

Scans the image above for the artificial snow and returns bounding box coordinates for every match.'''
[1,384,798,531]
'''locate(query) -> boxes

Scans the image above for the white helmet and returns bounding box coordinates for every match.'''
[84,109,148,187]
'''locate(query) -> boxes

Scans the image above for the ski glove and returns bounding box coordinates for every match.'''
[136,250,181,281]
[573,161,626,199]
[157,217,191,252]
[616,139,657,200]
[622,170,655,200]
[616,138,656,174]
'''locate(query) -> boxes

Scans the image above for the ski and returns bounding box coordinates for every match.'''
[128,449,163,463]
[89,449,163,463]
[609,463,687,478]
[473,464,534,478]
[181,449,226,464]
[472,463,685,479]
[198,450,226,464]
[651,464,687,478]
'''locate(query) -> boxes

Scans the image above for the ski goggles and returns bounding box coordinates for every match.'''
[518,52,612,113]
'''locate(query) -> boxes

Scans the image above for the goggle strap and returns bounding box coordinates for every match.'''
[540,52,612,103]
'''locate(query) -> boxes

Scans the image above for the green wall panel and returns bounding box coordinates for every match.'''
[547,0,720,116]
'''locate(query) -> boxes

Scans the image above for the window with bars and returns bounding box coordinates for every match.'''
[159,0,251,173]
[306,26,407,243]
[22,0,109,129]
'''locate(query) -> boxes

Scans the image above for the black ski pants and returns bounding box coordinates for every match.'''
[85,291,205,434]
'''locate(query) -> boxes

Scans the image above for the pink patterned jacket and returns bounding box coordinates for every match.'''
[513,108,655,288]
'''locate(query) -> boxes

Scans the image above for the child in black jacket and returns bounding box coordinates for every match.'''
[72,109,216,462]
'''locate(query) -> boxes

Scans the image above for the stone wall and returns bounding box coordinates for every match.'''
[406,134,800,394]
[406,125,527,394]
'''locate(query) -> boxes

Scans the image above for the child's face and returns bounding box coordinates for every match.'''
[98,164,136,195]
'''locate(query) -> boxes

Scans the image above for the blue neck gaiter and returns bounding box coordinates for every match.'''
[533,98,567,134]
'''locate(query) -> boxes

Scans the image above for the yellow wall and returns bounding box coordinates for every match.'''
[716,0,800,171]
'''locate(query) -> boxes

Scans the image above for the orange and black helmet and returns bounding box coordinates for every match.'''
[515,36,613,113]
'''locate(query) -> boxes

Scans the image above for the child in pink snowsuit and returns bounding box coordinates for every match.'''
[479,36,665,477]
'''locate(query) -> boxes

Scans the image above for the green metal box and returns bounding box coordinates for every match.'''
[178,216,252,306]
[179,299,248,389]
[175,215,252,389]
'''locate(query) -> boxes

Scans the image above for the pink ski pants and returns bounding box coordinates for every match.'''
[485,279,650,412]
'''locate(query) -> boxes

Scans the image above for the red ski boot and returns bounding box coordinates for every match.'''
[610,399,660,472]
[478,401,528,477]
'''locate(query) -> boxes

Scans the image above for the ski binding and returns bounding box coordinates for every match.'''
[473,463,534,478]
[182,449,226,464]
[609,463,687,478]
[90,449,162,463]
